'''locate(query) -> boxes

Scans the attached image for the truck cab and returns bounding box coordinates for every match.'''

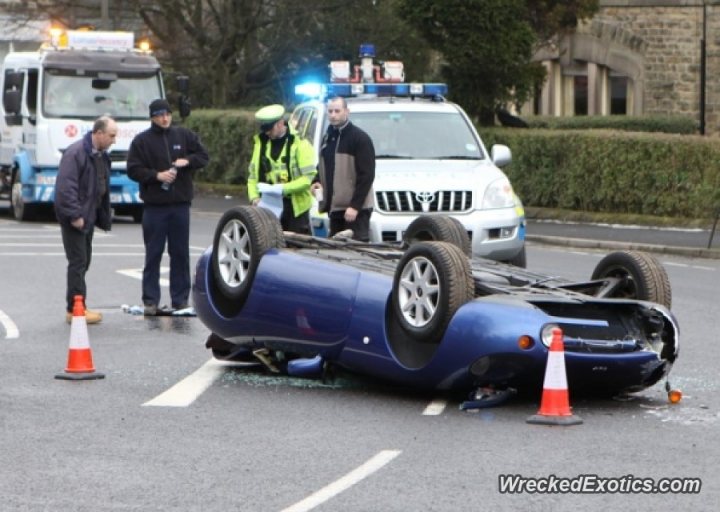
[0,29,166,221]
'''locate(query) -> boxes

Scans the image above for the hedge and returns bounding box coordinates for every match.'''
[182,109,720,220]
[480,128,720,219]
[523,114,697,134]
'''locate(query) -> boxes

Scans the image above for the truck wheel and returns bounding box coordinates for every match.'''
[392,241,474,343]
[591,250,672,309]
[131,207,143,223]
[10,177,35,221]
[403,216,471,256]
[211,206,284,305]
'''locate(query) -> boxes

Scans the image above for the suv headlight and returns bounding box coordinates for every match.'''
[482,177,516,209]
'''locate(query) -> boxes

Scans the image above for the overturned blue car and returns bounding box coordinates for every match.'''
[192,206,679,405]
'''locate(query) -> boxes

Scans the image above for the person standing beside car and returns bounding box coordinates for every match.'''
[127,99,209,316]
[312,96,375,241]
[55,115,117,324]
[247,104,317,234]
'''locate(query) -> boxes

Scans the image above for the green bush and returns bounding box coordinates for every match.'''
[481,128,720,219]
[522,115,697,134]
[183,109,720,220]
[182,109,257,184]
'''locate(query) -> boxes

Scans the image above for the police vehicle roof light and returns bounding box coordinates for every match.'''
[359,43,376,58]
[295,83,326,98]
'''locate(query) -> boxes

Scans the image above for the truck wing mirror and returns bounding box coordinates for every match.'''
[3,89,22,115]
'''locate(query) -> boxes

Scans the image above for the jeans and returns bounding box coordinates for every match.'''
[329,208,372,241]
[61,224,94,312]
[141,203,191,308]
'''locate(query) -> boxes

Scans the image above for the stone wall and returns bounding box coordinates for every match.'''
[594,0,720,134]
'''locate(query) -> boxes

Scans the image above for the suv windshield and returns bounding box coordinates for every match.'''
[42,69,163,120]
[349,111,483,160]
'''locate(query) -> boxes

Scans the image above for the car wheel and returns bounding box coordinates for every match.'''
[211,206,284,304]
[392,241,474,343]
[403,215,471,256]
[591,250,672,308]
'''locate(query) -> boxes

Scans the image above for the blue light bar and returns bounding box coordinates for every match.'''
[294,83,325,98]
[359,43,376,58]
[295,82,448,100]
[423,83,448,96]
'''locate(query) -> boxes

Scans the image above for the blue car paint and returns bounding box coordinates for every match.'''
[193,244,677,395]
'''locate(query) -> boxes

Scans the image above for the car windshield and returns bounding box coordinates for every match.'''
[42,69,163,120]
[350,111,484,159]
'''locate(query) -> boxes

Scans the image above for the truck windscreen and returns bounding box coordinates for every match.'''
[42,69,163,120]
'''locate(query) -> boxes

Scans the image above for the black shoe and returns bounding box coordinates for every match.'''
[143,304,158,316]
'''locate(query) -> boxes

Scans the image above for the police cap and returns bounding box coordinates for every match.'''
[255,104,285,131]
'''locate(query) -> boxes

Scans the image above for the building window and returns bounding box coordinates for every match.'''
[610,75,628,115]
[574,76,588,116]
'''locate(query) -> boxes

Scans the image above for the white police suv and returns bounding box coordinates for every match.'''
[290,44,526,266]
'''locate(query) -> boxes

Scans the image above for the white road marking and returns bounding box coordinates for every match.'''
[143,358,224,407]
[280,450,402,512]
[0,309,19,339]
[117,267,169,288]
[422,399,447,415]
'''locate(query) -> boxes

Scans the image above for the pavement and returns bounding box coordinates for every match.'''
[193,192,720,260]
[526,218,720,259]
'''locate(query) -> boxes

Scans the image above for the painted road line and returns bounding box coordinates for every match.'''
[280,450,402,512]
[143,358,224,407]
[422,399,447,415]
[0,309,19,339]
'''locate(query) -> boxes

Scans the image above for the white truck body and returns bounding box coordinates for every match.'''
[0,30,165,221]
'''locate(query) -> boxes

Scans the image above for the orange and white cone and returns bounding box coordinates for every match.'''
[55,295,105,381]
[527,327,582,426]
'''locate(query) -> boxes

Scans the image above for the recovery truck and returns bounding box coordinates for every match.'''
[0,28,167,221]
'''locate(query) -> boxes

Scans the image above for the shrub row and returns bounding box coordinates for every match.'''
[522,114,697,134]
[183,110,720,219]
[481,128,720,219]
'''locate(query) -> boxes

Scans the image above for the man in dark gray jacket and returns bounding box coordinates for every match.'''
[55,116,117,324]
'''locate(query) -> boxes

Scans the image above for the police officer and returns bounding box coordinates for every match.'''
[247,104,316,234]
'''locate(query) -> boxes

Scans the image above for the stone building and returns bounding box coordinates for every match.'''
[531,0,720,135]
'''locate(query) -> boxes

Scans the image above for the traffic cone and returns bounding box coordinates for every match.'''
[55,295,105,381]
[526,327,582,426]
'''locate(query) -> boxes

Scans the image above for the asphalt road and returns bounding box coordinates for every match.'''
[0,197,718,511]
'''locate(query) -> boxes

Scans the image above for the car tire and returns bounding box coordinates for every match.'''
[211,206,284,305]
[591,250,672,308]
[403,215,472,256]
[392,241,474,343]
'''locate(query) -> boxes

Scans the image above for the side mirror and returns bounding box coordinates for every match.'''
[179,95,191,119]
[176,75,189,94]
[490,144,512,168]
[3,88,22,115]
[176,75,191,119]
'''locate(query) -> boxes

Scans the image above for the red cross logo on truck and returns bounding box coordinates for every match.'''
[64,124,78,138]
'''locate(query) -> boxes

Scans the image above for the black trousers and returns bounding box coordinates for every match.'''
[329,209,372,241]
[141,203,191,308]
[61,224,94,312]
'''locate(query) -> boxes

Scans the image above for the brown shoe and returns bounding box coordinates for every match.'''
[65,310,103,324]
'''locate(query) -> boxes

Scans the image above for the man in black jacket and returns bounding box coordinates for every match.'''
[313,96,375,241]
[127,99,209,315]
[55,115,117,324]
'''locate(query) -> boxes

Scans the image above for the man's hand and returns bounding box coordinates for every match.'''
[173,158,190,168]
[344,207,358,223]
[157,168,177,184]
[71,217,84,230]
